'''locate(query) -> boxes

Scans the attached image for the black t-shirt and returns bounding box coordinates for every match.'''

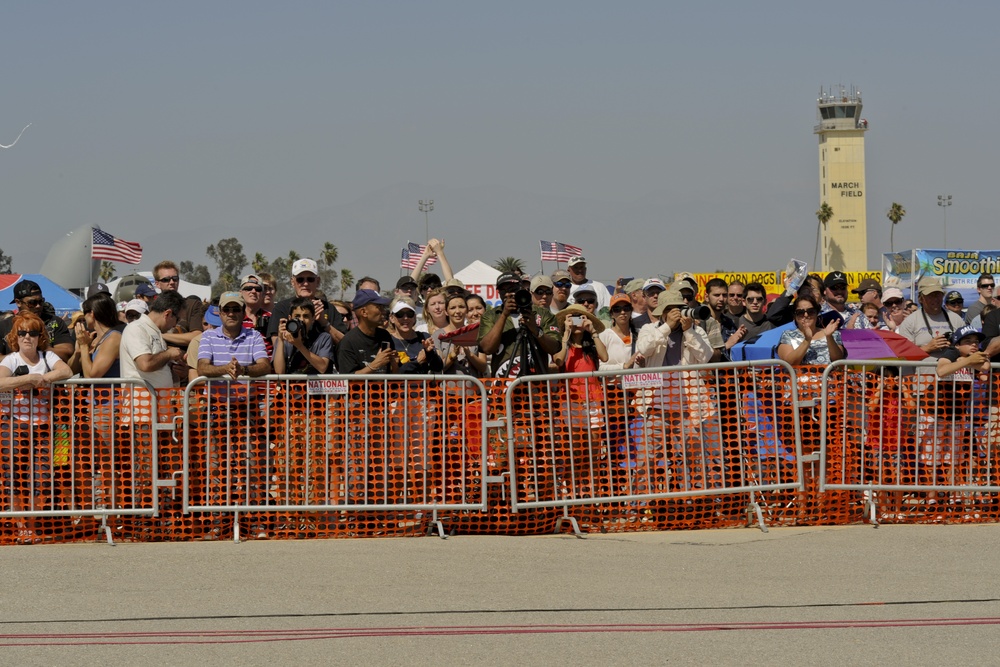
[337,326,393,374]
[0,310,74,355]
[266,298,347,341]
[983,309,1000,362]
[934,347,976,418]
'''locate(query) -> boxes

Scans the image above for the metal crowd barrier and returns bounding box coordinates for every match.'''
[820,360,1000,525]
[182,374,489,540]
[0,378,161,545]
[503,360,805,535]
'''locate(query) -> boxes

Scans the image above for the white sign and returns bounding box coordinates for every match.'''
[306,379,349,396]
[622,372,662,390]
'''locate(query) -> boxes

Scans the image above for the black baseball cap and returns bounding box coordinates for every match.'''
[395,276,418,290]
[824,271,848,289]
[11,280,41,303]
[945,290,964,304]
[496,272,520,288]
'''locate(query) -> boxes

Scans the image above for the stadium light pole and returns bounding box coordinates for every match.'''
[418,199,434,243]
[937,195,952,248]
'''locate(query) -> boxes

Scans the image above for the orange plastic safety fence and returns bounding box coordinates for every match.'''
[824,366,1000,525]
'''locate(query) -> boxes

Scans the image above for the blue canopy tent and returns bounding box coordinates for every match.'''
[729,322,796,361]
[0,274,83,315]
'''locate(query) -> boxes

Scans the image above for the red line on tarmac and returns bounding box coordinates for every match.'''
[1,617,999,646]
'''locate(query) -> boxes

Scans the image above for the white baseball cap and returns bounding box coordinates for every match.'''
[291,258,319,276]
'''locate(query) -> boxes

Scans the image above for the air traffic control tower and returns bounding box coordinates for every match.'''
[815,85,868,271]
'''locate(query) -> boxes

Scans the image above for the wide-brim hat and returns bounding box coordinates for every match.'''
[650,286,687,318]
[555,304,605,333]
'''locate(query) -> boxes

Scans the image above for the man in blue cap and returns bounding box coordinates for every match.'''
[337,289,398,374]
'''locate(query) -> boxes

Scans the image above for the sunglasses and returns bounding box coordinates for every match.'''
[533,288,553,296]
[157,276,180,283]
[980,283,995,289]
[221,307,244,315]
[394,311,416,319]
[242,286,263,293]
[794,308,818,317]
[295,276,317,284]
[883,299,903,308]
[745,296,765,303]
[16,330,42,338]
[576,298,596,305]
[263,286,275,293]
[19,298,44,308]
[728,293,744,299]
[610,306,632,314]
[553,281,572,289]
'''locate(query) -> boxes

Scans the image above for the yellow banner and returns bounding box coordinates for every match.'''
[779,270,883,302]
[674,272,782,301]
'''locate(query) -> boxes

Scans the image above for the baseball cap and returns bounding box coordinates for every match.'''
[951,325,984,346]
[86,283,110,299]
[124,299,148,315]
[204,305,222,327]
[352,289,391,309]
[496,273,521,288]
[677,272,697,289]
[917,277,945,296]
[240,274,262,288]
[133,282,158,298]
[567,256,586,267]
[945,290,964,304]
[852,278,882,295]
[291,258,319,276]
[390,297,417,315]
[642,278,666,293]
[11,280,41,303]
[550,269,571,283]
[570,284,597,303]
[395,276,418,290]
[610,294,631,309]
[219,291,245,308]
[530,275,554,292]
[824,271,848,289]
[623,278,645,294]
[882,287,904,302]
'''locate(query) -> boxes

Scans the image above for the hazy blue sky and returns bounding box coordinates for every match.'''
[3,2,998,287]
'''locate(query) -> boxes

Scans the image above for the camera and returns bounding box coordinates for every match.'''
[513,288,533,311]
[13,365,29,377]
[285,318,305,338]
[680,305,712,320]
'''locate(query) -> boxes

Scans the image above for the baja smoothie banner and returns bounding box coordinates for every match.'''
[882,249,1000,302]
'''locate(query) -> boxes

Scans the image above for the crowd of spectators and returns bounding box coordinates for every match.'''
[2,247,1000,395]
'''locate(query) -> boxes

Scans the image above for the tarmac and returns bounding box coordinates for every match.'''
[2,524,1000,666]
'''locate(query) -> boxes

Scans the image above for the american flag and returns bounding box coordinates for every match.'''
[400,242,438,270]
[91,228,143,264]
[540,240,582,262]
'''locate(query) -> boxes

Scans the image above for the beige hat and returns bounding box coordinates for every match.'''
[650,286,687,318]
[555,304,605,333]
[917,276,945,296]
[623,278,645,294]
[219,291,245,308]
[530,275,554,292]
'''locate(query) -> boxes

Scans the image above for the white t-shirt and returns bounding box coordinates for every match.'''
[119,314,173,388]
[1,350,61,423]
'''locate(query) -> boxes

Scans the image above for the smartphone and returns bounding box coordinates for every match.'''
[380,341,392,351]
[571,316,583,326]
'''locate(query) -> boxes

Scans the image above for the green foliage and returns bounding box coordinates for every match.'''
[887,202,906,253]
[206,238,248,294]
[814,202,834,269]
[99,261,116,282]
[493,256,526,275]
[0,248,11,273]
[339,268,354,299]
[179,260,212,286]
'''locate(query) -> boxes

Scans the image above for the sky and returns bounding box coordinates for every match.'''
[2,1,999,290]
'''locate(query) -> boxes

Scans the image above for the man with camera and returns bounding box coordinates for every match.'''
[266,258,348,353]
[636,285,713,368]
[273,297,335,375]
[478,273,561,378]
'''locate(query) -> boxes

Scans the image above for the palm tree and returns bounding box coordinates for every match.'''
[320,242,338,268]
[339,268,354,299]
[494,256,526,275]
[815,202,833,269]
[252,252,269,274]
[887,202,906,253]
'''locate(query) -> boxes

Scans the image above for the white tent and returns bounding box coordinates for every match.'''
[454,260,502,305]
[105,271,211,302]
